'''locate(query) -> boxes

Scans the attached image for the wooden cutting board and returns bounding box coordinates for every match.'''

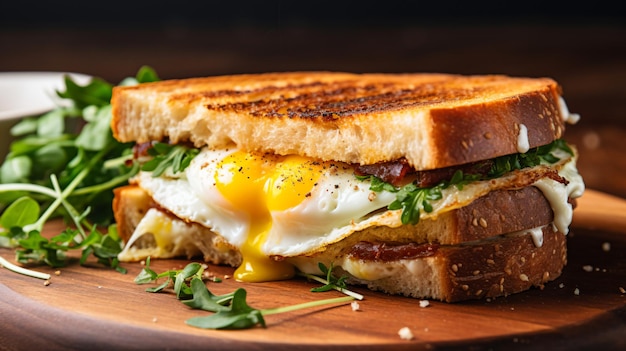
[1,189,625,351]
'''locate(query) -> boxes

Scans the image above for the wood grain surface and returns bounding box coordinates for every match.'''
[1,189,625,351]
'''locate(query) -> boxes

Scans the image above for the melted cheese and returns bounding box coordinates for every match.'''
[517,124,529,153]
[533,154,585,235]
[119,208,202,261]
[559,96,581,125]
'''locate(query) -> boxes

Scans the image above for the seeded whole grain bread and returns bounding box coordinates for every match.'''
[335,227,567,302]
[111,72,565,170]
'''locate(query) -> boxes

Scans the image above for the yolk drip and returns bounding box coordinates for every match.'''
[215,151,324,282]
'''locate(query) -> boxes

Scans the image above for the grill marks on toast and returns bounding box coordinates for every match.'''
[170,77,497,121]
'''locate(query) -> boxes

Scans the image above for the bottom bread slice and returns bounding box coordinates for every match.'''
[114,184,566,302]
[291,226,566,302]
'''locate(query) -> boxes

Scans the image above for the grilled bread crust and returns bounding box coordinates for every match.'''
[111,72,565,170]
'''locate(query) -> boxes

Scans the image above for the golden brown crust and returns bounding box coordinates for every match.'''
[112,185,153,243]
[111,72,565,170]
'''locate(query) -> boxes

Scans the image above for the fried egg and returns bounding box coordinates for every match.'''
[133,147,396,282]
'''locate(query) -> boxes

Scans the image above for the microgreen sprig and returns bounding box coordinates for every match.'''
[297,262,364,300]
[137,260,355,330]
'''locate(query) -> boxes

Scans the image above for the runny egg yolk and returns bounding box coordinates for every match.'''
[215,151,324,282]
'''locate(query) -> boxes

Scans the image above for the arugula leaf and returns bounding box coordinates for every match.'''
[134,257,159,284]
[0,196,39,231]
[183,277,233,312]
[141,143,199,177]
[186,288,266,329]
[174,262,203,299]
[57,76,113,109]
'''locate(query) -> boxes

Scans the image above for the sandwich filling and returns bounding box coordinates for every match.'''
[118,140,584,283]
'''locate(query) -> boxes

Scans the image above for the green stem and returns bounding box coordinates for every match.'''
[0,183,58,198]
[27,145,113,232]
[0,255,51,280]
[296,272,364,300]
[49,175,85,238]
[71,163,138,197]
[260,296,354,316]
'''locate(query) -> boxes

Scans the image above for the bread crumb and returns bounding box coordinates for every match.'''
[582,131,601,150]
[419,300,430,308]
[54,270,61,276]
[582,265,593,272]
[619,287,625,294]
[44,280,51,286]
[574,288,580,296]
[559,283,565,288]
[351,301,361,311]
[398,327,414,340]
[602,242,611,252]
[152,317,158,323]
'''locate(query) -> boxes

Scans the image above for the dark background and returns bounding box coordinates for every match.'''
[1,1,625,196]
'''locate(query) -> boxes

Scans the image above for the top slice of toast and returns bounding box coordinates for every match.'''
[111,72,565,170]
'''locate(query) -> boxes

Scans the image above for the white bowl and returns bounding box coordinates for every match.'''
[0,71,92,160]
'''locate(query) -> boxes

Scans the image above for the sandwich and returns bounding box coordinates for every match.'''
[110,72,585,302]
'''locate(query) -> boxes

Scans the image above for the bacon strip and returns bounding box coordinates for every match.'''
[355,158,494,187]
[348,241,439,261]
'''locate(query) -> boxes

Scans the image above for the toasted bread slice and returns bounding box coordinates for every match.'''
[111,72,566,170]
[320,226,566,302]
